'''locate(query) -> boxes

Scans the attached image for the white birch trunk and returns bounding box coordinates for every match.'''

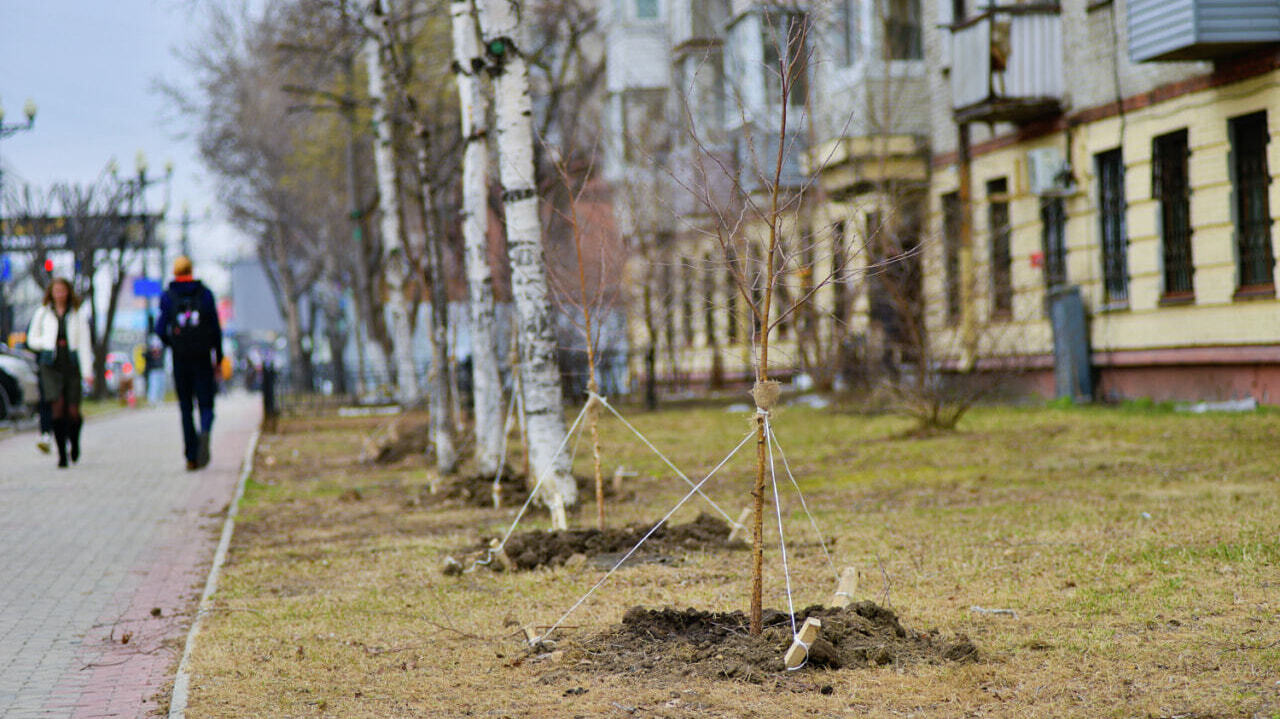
[476,0,577,507]
[364,32,421,405]
[452,0,505,477]
[416,150,460,474]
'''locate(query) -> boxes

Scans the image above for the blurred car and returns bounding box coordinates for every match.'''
[104,351,136,394]
[0,346,40,420]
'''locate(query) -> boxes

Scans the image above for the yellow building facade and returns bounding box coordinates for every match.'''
[925,0,1280,402]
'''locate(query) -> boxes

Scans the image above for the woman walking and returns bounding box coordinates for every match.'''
[26,278,93,468]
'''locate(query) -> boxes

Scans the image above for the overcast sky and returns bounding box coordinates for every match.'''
[0,0,260,293]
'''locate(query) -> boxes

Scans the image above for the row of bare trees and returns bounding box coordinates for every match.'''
[172,0,616,510]
[3,176,161,399]
[171,0,1002,636]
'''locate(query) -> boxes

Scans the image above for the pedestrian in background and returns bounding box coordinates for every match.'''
[25,277,93,468]
[156,256,223,471]
[145,333,167,406]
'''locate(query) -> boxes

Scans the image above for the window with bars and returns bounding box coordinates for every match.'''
[682,260,695,346]
[887,0,923,60]
[762,13,810,108]
[660,262,677,354]
[1096,148,1129,306]
[941,192,961,325]
[1040,197,1067,290]
[832,221,850,323]
[775,255,792,340]
[621,89,668,163]
[1230,111,1275,292]
[726,263,739,343]
[703,253,718,346]
[834,0,863,66]
[987,178,1012,320]
[1153,129,1194,299]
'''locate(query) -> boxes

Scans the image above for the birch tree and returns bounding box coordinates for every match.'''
[368,0,461,471]
[364,12,422,404]
[476,0,577,508]
[451,0,505,476]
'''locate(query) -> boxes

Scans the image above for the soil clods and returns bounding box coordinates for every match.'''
[497,513,745,571]
[563,601,977,683]
[435,471,622,509]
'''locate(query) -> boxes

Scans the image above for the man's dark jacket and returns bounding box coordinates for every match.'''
[156,279,224,365]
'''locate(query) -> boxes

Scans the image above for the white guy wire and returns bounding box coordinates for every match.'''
[539,428,758,642]
[468,401,591,572]
[588,391,740,528]
[490,383,522,497]
[765,416,798,641]
[767,423,839,583]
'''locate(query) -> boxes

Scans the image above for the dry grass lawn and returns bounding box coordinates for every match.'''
[180,401,1280,718]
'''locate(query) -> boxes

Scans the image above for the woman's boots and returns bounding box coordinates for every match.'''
[53,418,69,468]
[50,417,81,468]
[69,417,82,463]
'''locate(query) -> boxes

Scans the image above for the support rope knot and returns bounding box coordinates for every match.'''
[785,636,811,672]
[751,380,780,414]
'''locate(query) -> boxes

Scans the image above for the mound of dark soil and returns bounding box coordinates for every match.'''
[500,513,745,570]
[437,471,623,509]
[441,470,530,506]
[565,601,977,683]
[366,422,430,464]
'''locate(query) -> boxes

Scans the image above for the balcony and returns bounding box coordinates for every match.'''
[802,135,929,196]
[1128,0,1280,62]
[950,5,1064,125]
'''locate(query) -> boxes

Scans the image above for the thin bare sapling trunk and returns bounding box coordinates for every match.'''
[550,157,607,530]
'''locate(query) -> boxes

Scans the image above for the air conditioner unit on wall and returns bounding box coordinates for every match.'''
[1027,147,1075,196]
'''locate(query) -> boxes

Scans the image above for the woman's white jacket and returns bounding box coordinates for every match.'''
[26,304,95,378]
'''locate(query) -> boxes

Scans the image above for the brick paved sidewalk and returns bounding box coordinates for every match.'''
[0,393,259,718]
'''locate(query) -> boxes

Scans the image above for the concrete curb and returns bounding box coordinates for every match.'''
[168,427,261,719]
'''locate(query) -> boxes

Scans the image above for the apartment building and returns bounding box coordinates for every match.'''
[925,0,1280,401]
[604,0,933,390]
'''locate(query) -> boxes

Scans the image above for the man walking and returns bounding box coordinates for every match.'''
[156,256,222,470]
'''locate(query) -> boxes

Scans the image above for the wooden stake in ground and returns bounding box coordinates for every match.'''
[783,617,822,670]
[831,566,858,608]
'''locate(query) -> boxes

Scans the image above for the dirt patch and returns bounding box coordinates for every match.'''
[437,469,533,507]
[497,513,745,571]
[562,602,977,683]
[364,422,430,464]
[433,471,623,509]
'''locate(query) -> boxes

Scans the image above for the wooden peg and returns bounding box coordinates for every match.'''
[490,539,514,572]
[611,466,637,494]
[784,617,822,670]
[831,566,858,608]
[549,493,568,531]
[492,482,502,509]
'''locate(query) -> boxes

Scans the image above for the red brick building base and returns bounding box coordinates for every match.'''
[948,345,1280,405]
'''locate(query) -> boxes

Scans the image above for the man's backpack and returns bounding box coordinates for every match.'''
[169,292,211,358]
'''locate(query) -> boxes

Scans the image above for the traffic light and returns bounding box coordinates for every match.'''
[43,258,53,274]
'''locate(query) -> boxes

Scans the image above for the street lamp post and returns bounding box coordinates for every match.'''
[111,151,173,331]
[0,98,38,344]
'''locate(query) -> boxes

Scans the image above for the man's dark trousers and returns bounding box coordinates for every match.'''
[173,360,216,465]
